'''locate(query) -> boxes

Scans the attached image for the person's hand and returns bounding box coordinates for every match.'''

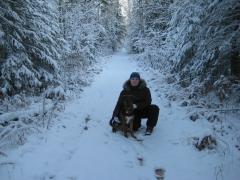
[110,116,121,126]
[133,104,137,109]
[113,117,121,123]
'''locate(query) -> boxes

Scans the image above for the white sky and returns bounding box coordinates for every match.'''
[119,0,130,17]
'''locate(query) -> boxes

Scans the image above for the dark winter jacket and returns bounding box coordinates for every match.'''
[112,79,152,117]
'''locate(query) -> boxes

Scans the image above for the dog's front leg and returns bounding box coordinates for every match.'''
[123,118,128,138]
[130,119,136,139]
[124,125,128,138]
[112,127,117,133]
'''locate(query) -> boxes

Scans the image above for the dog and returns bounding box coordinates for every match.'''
[112,95,136,138]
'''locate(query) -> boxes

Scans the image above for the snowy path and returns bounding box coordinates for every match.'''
[1,52,239,180]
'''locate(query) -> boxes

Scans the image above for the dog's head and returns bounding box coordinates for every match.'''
[121,95,134,116]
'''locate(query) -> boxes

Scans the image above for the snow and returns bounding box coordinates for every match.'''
[1,51,240,180]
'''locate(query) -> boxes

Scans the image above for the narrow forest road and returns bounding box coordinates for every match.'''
[1,51,239,180]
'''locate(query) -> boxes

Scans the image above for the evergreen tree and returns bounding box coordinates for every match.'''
[61,0,126,60]
[100,0,126,51]
[128,0,240,96]
[0,0,63,97]
[128,0,172,56]
[0,0,126,98]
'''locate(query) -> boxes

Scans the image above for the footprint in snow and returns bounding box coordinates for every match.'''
[155,168,165,180]
[37,172,55,180]
[137,156,144,166]
[82,114,91,131]
[126,160,134,168]
[65,149,77,160]
[67,176,77,180]
[85,115,91,123]
[120,145,129,154]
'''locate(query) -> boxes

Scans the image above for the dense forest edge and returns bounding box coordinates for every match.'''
[128,0,240,104]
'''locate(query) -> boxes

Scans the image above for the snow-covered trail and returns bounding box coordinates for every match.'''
[1,51,238,180]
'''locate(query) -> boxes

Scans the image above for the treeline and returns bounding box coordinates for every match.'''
[128,0,240,101]
[0,0,126,98]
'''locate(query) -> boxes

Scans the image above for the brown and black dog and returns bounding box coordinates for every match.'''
[112,95,136,138]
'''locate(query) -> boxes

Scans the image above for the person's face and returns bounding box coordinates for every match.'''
[130,78,140,87]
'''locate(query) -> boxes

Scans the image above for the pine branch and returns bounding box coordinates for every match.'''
[213,108,240,112]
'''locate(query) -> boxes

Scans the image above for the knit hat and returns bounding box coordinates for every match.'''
[130,72,140,80]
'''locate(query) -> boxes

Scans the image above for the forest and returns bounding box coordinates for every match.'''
[0,0,240,179]
[0,0,239,101]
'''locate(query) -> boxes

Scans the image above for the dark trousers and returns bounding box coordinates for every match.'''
[133,104,159,130]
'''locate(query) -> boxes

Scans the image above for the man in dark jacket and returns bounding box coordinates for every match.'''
[109,72,159,135]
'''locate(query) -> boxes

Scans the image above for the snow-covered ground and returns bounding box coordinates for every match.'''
[1,51,240,180]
